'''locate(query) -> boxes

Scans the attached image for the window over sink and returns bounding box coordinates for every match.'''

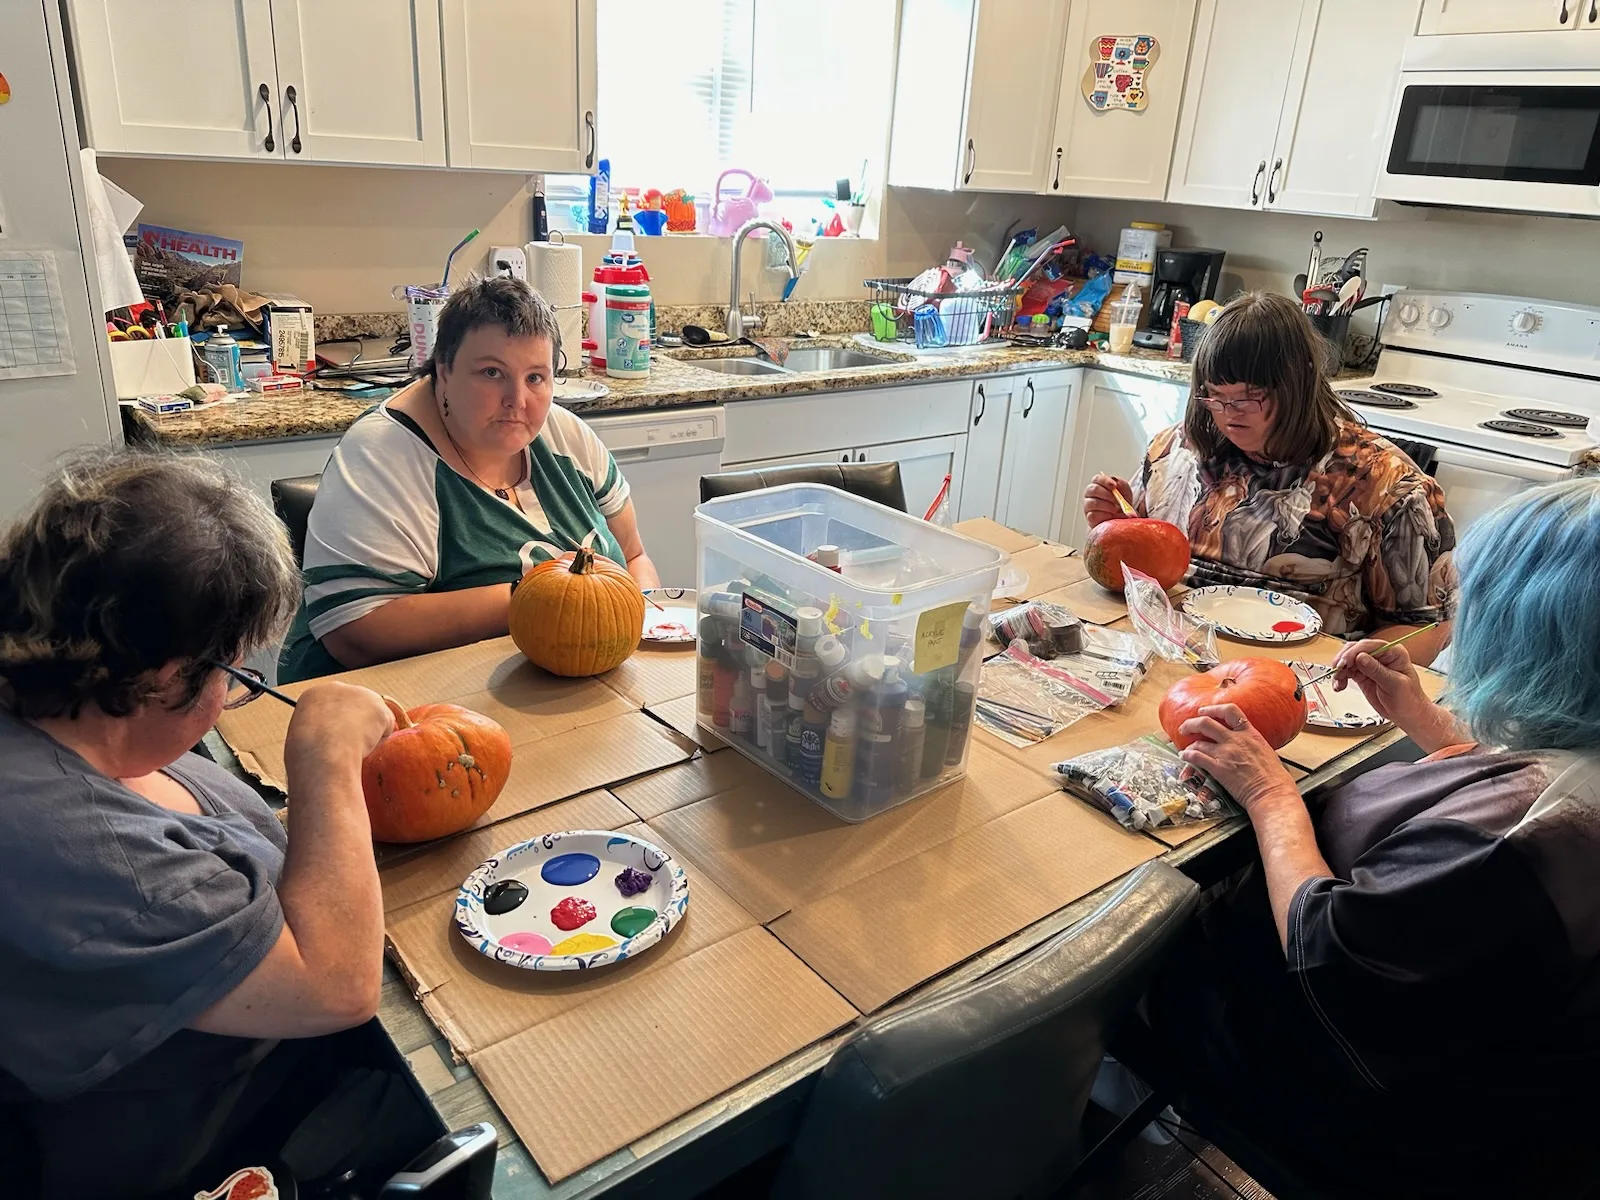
[547,0,896,234]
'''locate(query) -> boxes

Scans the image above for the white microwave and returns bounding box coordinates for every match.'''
[1377,33,1600,217]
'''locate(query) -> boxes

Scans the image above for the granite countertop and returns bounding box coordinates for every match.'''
[123,334,1202,449]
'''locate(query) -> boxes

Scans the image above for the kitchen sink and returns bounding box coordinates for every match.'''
[686,357,790,376]
[779,347,903,372]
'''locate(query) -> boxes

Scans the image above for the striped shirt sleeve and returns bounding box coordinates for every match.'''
[301,413,441,641]
[542,403,631,518]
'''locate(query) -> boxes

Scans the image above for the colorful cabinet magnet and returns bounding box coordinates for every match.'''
[0,72,11,104]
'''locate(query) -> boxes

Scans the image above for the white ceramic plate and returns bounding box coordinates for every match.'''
[456,829,689,971]
[553,378,611,402]
[1289,661,1389,732]
[642,587,698,643]
[1181,586,1322,644]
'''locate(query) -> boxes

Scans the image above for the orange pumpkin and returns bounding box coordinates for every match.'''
[1083,517,1191,593]
[1159,659,1307,751]
[362,699,514,843]
[509,534,645,677]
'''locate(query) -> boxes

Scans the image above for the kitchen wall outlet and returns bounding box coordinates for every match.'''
[490,246,527,282]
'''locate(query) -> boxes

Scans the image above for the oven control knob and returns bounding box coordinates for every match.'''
[1428,307,1452,329]
[1512,310,1541,335]
[1398,302,1421,327]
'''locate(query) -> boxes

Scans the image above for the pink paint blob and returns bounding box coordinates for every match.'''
[499,932,554,955]
[1272,620,1305,634]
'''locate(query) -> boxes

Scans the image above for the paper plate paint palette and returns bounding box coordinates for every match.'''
[642,587,698,644]
[456,830,689,971]
[1289,661,1389,732]
[1181,586,1322,644]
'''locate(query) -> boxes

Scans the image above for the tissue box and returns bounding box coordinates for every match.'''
[108,338,197,400]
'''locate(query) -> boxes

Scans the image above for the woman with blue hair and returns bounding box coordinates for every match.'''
[1121,478,1600,1198]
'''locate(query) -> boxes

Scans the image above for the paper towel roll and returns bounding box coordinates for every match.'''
[526,240,584,368]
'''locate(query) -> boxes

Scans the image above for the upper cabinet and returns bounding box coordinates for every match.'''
[889,0,1068,193]
[1044,0,1200,200]
[66,0,595,171]
[1418,0,1577,34]
[267,0,445,166]
[441,0,598,172]
[1169,0,1422,218]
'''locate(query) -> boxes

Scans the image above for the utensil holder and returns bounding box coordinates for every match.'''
[1308,312,1351,375]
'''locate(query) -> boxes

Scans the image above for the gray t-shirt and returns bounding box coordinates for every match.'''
[0,709,286,1102]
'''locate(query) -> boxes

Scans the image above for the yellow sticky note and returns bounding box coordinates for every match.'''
[914,602,970,674]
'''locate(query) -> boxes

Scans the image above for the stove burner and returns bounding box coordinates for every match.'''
[1504,408,1589,429]
[1338,388,1418,411]
[1371,382,1439,398]
[1481,419,1561,438]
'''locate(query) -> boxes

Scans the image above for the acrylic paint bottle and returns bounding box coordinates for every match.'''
[858,656,909,806]
[808,545,843,573]
[785,691,806,770]
[798,700,828,786]
[765,661,789,764]
[897,697,928,797]
[712,648,739,728]
[752,666,771,752]
[697,619,721,720]
[730,671,753,738]
[819,709,857,802]
[811,651,884,711]
[920,672,954,778]
[791,607,824,706]
[955,604,986,675]
[944,679,977,766]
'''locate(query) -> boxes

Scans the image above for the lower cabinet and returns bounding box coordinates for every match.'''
[954,369,1078,541]
[723,434,967,523]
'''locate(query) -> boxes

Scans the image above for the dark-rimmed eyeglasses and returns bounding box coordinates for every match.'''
[1197,391,1269,416]
[209,660,299,710]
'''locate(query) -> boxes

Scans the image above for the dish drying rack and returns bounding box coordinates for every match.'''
[863,277,1021,347]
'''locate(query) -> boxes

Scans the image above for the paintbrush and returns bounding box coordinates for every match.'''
[1113,489,1138,517]
[1293,622,1438,700]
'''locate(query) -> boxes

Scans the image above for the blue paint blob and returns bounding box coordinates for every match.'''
[540,852,602,886]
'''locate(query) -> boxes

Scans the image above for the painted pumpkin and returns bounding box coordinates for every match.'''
[1159,658,1307,751]
[362,699,513,843]
[509,534,645,677]
[1084,517,1191,593]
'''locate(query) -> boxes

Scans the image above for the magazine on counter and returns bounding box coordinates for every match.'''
[133,223,243,301]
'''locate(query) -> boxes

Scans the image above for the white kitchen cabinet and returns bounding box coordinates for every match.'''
[1044,0,1201,200]
[266,0,446,166]
[888,0,1069,193]
[998,373,1075,540]
[441,0,598,171]
[1057,370,1189,551]
[1418,0,1573,34]
[955,377,1017,522]
[65,0,281,159]
[860,435,968,523]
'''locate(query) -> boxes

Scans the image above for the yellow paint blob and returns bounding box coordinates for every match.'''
[550,933,617,955]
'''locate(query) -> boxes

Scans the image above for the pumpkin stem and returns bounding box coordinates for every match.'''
[382,696,413,730]
[568,544,593,575]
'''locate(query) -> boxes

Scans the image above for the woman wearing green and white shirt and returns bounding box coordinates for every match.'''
[279,278,658,683]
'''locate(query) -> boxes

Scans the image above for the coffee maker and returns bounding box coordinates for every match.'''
[1134,248,1226,349]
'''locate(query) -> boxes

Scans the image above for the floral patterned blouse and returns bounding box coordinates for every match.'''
[1133,421,1458,637]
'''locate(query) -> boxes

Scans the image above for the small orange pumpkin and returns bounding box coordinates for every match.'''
[361,699,514,843]
[509,533,645,677]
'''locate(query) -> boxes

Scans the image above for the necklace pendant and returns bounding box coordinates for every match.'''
[495,488,510,500]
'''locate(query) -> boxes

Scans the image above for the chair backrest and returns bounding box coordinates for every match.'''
[271,474,322,567]
[1384,435,1439,479]
[699,461,907,512]
[770,860,1199,1200]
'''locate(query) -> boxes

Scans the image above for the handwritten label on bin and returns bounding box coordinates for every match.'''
[914,602,971,674]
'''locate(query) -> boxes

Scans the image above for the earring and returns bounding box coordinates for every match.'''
[441,392,450,417]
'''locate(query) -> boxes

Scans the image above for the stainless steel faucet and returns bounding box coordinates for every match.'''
[727,218,800,340]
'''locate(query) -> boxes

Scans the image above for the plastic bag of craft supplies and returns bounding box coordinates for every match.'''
[1052,735,1237,832]
[1123,566,1218,669]
[974,641,1115,747]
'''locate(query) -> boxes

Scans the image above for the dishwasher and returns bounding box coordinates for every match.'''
[583,406,726,587]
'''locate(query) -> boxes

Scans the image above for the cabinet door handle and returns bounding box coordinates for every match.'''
[858,452,867,463]
[1022,379,1035,418]
[1560,0,1571,22]
[1589,0,1596,22]
[258,83,275,153]
[963,139,976,185]
[974,383,986,425]
[1267,157,1283,205]
[1249,160,1266,206]
[285,85,302,154]
[584,111,596,168]
[841,451,851,463]
[1052,148,1062,191]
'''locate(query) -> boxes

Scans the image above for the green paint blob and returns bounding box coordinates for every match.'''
[610,906,658,938]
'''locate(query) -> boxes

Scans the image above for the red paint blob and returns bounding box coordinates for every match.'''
[550,896,597,931]
[1272,620,1305,634]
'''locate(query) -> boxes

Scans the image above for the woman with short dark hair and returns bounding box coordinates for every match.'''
[279,276,659,682]
[1084,291,1457,663]
[0,450,394,1197]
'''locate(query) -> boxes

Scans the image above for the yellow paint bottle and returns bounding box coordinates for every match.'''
[820,709,857,802]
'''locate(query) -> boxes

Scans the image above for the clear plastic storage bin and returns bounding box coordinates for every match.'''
[694,485,1005,822]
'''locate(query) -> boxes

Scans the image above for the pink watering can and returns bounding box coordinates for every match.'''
[707,169,774,237]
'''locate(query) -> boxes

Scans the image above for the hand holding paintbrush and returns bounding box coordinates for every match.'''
[1295,623,1438,701]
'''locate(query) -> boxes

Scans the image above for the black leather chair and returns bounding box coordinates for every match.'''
[699,462,907,512]
[271,474,322,566]
[1385,435,1439,479]
[768,860,1199,1200]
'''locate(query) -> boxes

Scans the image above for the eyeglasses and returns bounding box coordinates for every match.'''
[209,660,299,710]
[1197,391,1269,416]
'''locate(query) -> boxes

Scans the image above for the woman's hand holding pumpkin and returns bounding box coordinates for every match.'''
[1083,474,1135,529]
[1177,703,1302,815]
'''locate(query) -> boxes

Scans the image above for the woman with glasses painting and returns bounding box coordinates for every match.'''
[0,451,399,1197]
[1083,291,1456,664]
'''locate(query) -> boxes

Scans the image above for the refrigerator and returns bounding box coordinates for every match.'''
[0,0,121,523]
